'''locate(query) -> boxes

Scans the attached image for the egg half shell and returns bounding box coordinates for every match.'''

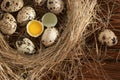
[26,20,44,37]
[42,12,58,27]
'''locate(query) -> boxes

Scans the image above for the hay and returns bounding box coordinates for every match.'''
[0,0,111,79]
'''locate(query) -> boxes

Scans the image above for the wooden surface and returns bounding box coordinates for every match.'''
[85,0,120,80]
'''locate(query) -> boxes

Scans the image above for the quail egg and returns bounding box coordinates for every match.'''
[27,20,44,37]
[98,29,118,46]
[41,27,59,47]
[17,6,36,26]
[0,13,17,35]
[1,0,24,12]
[47,0,64,14]
[42,12,58,27]
[34,0,46,6]
[16,37,36,54]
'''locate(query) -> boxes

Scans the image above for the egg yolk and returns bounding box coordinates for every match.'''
[27,20,43,37]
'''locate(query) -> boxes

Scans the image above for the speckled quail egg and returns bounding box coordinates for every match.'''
[16,37,36,54]
[47,0,64,14]
[0,13,17,35]
[98,29,118,47]
[41,27,59,47]
[1,0,24,12]
[34,0,46,6]
[17,6,36,26]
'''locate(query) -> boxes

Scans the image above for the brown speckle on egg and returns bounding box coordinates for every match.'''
[12,1,14,4]
[1,0,24,12]
[17,41,23,46]
[27,42,31,46]
[5,1,10,8]
[102,35,106,40]
[6,16,9,19]
[50,7,52,10]
[27,48,30,51]
[16,3,18,6]
[111,37,116,44]
[49,1,53,4]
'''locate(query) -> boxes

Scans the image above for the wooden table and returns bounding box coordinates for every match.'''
[85,0,120,80]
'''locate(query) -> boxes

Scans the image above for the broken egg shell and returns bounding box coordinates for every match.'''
[98,29,118,47]
[47,0,64,14]
[1,0,24,12]
[26,20,44,37]
[41,27,59,47]
[17,6,36,26]
[42,12,58,27]
[16,37,36,54]
[34,0,46,6]
[0,13,17,35]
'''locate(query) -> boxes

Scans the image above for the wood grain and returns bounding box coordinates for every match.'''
[84,0,120,80]
[82,62,120,80]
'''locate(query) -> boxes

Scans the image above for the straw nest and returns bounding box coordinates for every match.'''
[0,0,112,79]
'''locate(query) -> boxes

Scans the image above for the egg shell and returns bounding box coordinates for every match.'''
[16,37,36,54]
[0,13,17,35]
[17,6,36,26]
[42,12,58,27]
[34,0,46,6]
[47,0,64,14]
[41,27,59,47]
[1,0,24,12]
[26,20,44,37]
[98,29,118,46]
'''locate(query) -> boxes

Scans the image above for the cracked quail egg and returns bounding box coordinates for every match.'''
[41,27,59,47]
[27,20,44,37]
[17,6,36,26]
[0,13,17,35]
[16,37,36,54]
[34,0,46,6]
[47,0,64,14]
[1,0,24,12]
[98,29,118,47]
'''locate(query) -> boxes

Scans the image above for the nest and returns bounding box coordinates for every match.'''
[0,0,119,80]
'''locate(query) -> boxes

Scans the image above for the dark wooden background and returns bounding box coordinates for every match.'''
[85,0,120,80]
